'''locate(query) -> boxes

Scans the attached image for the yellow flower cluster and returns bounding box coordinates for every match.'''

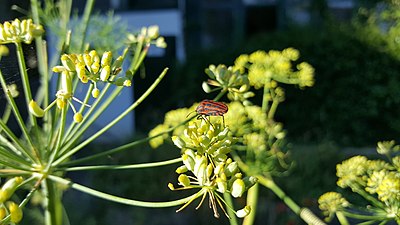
[233,48,314,89]
[170,120,256,218]
[318,192,349,219]
[320,141,400,223]
[0,18,44,44]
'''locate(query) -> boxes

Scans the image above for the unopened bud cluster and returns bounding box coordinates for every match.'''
[52,50,128,91]
[0,18,44,44]
[0,177,24,223]
[126,25,167,48]
[169,120,256,218]
[202,64,254,105]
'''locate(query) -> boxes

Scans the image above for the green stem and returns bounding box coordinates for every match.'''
[60,157,182,171]
[261,82,270,112]
[267,99,279,119]
[215,89,228,101]
[53,68,169,166]
[15,42,38,129]
[0,69,38,162]
[48,175,197,208]
[43,179,63,225]
[78,0,95,51]
[256,175,326,225]
[242,183,258,225]
[47,107,67,168]
[223,192,238,225]
[336,211,350,225]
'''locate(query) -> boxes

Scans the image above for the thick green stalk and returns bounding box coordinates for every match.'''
[223,192,238,225]
[257,175,326,225]
[242,183,258,225]
[43,179,63,225]
[53,68,169,166]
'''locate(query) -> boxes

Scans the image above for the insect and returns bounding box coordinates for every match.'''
[193,99,228,126]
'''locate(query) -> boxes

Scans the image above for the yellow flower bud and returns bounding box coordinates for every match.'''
[101,51,112,67]
[100,65,111,81]
[178,174,190,187]
[0,177,24,203]
[172,136,186,149]
[91,61,100,74]
[56,98,66,109]
[83,54,92,69]
[147,25,159,39]
[73,112,83,123]
[8,201,23,223]
[0,45,8,56]
[28,100,44,117]
[123,79,131,87]
[52,66,65,73]
[0,207,6,220]
[92,88,100,98]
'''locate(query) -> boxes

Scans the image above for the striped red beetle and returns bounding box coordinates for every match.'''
[193,99,228,126]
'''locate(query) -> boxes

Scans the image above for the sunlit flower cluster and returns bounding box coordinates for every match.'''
[233,48,314,89]
[319,141,400,224]
[0,18,44,44]
[169,120,256,218]
[224,102,288,174]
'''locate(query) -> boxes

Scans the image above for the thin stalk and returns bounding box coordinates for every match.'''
[15,42,38,128]
[242,183,258,225]
[267,98,279,119]
[0,119,35,163]
[53,68,169,166]
[0,146,32,168]
[1,104,12,126]
[261,82,270,112]
[0,70,38,162]
[78,0,95,51]
[60,84,122,154]
[215,89,228,101]
[47,107,67,168]
[59,114,192,167]
[48,175,198,208]
[60,157,182,172]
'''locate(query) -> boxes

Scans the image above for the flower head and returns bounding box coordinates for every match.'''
[318,192,349,221]
[0,18,44,44]
[170,120,256,218]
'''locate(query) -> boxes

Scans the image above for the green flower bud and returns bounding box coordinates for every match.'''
[0,206,5,220]
[61,54,75,71]
[202,82,213,93]
[243,176,258,189]
[60,71,72,94]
